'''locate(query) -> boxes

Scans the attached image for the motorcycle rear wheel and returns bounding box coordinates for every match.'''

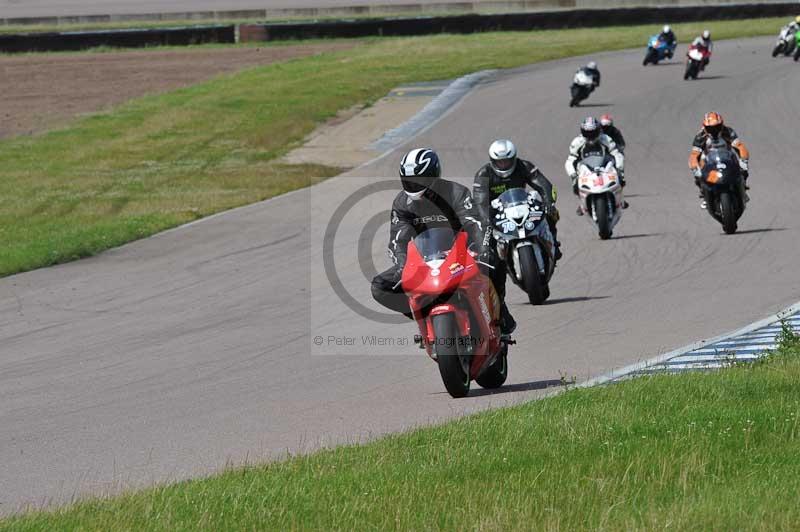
[518,245,548,305]
[720,192,738,234]
[594,196,613,240]
[476,345,508,390]
[433,313,471,398]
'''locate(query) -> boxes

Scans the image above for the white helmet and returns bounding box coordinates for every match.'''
[489,139,518,178]
[702,30,711,40]
[587,61,598,70]
[663,25,671,34]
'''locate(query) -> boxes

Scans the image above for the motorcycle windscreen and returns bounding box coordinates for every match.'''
[578,154,610,171]
[703,148,740,185]
[413,227,456,263]
[496,188,529,208]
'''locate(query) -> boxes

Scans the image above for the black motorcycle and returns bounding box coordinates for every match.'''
[492,188,556,305]
[700,145,747,234]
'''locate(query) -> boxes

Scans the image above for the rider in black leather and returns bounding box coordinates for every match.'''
[473,140,562,314]
[600,114,626,153]
[371,148,517,334]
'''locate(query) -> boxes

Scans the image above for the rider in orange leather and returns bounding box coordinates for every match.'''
[689,112,750,189]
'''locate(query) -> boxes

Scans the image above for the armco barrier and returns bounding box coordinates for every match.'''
[0,25,235,53]
[240,2,798,41]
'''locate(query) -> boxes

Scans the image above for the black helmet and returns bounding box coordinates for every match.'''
[399,148,441,200]
[580,116,601,143]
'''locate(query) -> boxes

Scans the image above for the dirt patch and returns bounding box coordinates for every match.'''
[0,43,355,139]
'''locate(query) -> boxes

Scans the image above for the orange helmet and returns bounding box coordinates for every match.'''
[702,111,724,137]
[600,114,614,127]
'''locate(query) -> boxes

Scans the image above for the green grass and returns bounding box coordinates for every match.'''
[4,328,799,530]
[0,17,785,277]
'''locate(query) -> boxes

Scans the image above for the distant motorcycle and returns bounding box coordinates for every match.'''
[491,188,556,305]
[684,44,710,80]
[403,228,512,398]
[773,25,797,57]
[643,34,676,65]
[576,155,625,240]
[699,143,747,234]
[569,70,595,107]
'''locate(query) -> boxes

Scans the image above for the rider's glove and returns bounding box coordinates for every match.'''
[692,167,702,179]
[739,159,749,172]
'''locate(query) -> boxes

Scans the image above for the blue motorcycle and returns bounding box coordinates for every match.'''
[643,35,676,65]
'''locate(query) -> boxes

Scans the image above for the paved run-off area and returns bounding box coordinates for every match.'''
[2,35,800,515]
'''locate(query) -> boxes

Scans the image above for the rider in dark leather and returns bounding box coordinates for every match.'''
[371,148,517,334]
[473,140,562,317]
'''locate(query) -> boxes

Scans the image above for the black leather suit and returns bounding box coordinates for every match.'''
[371,178,490,316]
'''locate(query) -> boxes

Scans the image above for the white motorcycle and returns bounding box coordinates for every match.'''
[773,25,797,57]
[569,70,595,107]
[575,155,625,240]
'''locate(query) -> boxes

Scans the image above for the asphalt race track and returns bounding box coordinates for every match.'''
[3,0,501,18]
[2,36,799,513]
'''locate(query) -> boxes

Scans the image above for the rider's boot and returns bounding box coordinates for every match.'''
[550,221,563,262]
[500,303,517,336]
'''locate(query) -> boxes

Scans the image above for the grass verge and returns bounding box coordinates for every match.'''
[0,17,785,277]
[4,327,799,529]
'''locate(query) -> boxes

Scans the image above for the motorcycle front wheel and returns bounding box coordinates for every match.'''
[433,313,471,398]
[593,196,613,240]
[684,62,695,80]
[719,192,738,234]
[518,245,548,305]
[773,44,782,57]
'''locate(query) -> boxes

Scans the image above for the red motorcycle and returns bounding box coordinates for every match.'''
[685,44,711,80]
[402,227,512,398]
